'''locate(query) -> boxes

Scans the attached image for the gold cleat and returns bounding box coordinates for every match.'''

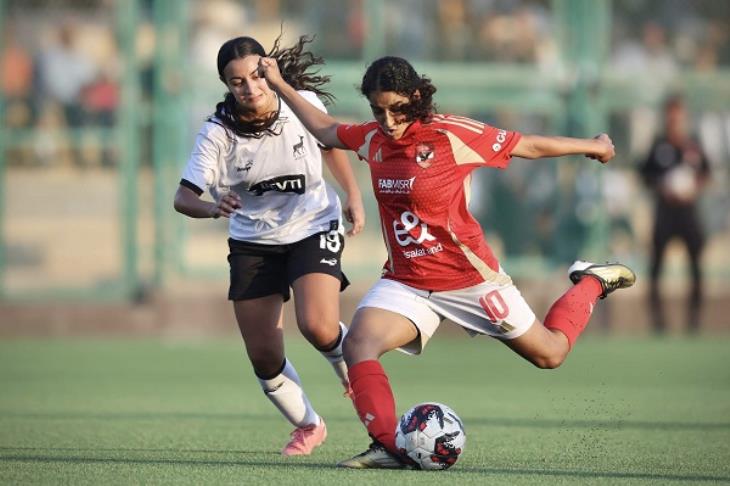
[568,260,636,299]
[337,442,414,470]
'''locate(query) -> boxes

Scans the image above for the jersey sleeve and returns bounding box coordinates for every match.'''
[180,122,222,196]
[336,123,373,160]
[463,123,521,169]
[298,90,328,114]
[434,115,520,169]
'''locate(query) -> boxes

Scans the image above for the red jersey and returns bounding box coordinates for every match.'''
[337,114,521,291]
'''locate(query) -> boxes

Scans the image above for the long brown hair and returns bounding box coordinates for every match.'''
[360,56,437,124]
[212,34,333,138]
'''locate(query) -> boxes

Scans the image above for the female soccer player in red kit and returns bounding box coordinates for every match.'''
[259,55,636,468]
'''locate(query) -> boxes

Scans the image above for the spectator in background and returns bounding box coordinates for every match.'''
[37,23,96,134]
[612,21,678,159]
[80,69,119,167]
[640,94,711,334]
[2,22,35,165]
[2,23,34,129]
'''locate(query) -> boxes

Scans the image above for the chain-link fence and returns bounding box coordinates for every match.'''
[1,0,729,305]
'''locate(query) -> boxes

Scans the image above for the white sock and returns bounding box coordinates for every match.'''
[320,322,349,386]
[258,359,320,428]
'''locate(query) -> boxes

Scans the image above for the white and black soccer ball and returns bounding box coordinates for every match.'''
[395,402,466,470]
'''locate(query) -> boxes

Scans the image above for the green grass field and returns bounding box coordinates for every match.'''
[1,334,728,485]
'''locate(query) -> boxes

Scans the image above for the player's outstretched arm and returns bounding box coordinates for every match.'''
[511,133,615,163]
[323,148,365,236]
[174,185,241,219]
[258,57,346,150]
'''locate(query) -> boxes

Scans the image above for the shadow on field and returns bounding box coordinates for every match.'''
[2,410,729,432]
[0,448,728,483]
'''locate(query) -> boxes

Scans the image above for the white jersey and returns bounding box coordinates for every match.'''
[181,91,342,244]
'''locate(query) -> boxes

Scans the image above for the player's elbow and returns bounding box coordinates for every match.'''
[511,136,542,159]
[173,190,190,215]
[173,195,184,214]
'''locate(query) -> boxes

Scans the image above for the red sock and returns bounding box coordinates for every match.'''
[544,276,603,348]
[348,360,398,453]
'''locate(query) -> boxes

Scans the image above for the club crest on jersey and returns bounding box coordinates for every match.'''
[415,143,434,168]
[292,135,306,159]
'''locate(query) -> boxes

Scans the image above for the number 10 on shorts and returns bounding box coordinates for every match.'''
[479,290,509,321]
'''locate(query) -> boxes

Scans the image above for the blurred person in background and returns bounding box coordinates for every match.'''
[612,21,678,159]
[640,94,711,334]
[80,68,119,167]
[37,23,96,132]
[173,35,365,457]
[1,22,35,165]
[260,54,636,469]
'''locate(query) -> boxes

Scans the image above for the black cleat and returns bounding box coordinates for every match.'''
[337,442,414,469]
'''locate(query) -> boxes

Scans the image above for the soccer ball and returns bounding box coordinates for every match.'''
[395,402,466,470]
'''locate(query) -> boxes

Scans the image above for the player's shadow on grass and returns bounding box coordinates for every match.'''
[465,416,730,431]
[0,450,728,483]
[3,411,729,432]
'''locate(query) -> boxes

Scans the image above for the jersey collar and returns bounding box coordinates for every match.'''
[379,120,423,145]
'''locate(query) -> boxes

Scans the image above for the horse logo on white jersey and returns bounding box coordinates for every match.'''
[292,135,306,159]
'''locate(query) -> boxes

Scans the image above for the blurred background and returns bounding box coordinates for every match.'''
[1,0,729,336]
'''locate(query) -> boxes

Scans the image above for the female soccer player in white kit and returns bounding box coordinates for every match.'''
[174,36,365,456]
[259,55,636,468]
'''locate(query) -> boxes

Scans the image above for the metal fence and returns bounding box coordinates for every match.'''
[1,0,729,301]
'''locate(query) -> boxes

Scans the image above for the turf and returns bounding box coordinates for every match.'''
[1,334,728,485]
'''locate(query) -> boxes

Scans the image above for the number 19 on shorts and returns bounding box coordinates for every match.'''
[319,230,341,253]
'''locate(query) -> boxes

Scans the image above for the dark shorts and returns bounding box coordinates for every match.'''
[227,228,350,302]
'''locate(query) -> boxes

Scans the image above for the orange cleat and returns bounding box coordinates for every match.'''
[281,419,327,456]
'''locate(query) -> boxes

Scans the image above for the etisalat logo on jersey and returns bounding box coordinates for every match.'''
[249,174,306,195]
[415,142,435,168]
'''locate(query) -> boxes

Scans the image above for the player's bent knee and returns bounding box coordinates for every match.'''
[533,357,564,369]
[297,316,339,347]
[342,332,381,365]
[341,333,359,364]
[530,351,567,369]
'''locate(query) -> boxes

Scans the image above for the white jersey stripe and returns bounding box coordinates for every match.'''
[381,217,395,274]
[447,220,511,285]
[434,114,485,129]
[357,129,379,161]
[439,129,487,165]
[433,117,484,134]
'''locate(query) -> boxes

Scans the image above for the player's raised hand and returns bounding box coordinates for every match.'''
[212,191,242,219]
[588,133,615,164]
[258,57,285,90]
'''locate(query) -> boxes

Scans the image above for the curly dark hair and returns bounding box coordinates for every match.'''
[212,34,333,138]
[360,56,437,123]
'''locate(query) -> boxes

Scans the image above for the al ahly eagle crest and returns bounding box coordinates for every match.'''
[415,142,434,168]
